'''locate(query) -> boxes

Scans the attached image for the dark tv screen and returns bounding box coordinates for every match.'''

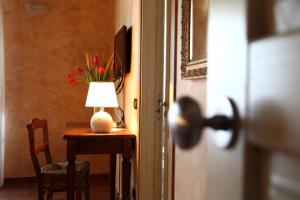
[114,25,131,74]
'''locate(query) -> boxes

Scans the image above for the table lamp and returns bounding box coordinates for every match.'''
[85,82,118,133]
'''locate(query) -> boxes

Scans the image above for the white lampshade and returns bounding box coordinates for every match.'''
[85,82,118,108]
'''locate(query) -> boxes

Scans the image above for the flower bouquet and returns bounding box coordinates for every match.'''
[67,53,124,94]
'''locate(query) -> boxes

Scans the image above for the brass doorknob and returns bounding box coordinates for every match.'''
[167,97,240,149]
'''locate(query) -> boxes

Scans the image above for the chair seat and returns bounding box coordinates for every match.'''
[41,161,90,176]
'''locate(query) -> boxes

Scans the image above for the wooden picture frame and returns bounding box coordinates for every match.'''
[181,0,208,79]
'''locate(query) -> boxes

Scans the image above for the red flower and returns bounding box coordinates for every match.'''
[93,56,99,65]
[67,73,75,79]
[76,67,84,75]
[68,80,76,86]
[97,67,105,73]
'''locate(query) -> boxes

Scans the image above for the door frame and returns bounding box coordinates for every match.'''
[138,0,174,199]
[164,0,176,199]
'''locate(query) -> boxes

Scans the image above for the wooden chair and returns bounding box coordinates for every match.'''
[26,118,90,200]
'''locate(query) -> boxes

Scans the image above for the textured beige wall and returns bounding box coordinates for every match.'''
[115,0,132,30]
[114,0,139,136]
[114,0,140,197]
[3,0,116,177]
[174,0,207,199]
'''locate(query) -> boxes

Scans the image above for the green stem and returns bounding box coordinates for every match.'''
[103,54,113,81]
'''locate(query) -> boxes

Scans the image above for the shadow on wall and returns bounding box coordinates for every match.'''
[2,0,117,178]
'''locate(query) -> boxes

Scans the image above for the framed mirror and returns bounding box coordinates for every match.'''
[181,0,208,79]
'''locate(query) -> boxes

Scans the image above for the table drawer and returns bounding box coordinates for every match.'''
[75,138,123,154]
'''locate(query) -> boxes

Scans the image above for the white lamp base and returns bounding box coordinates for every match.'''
[90,110,113,133]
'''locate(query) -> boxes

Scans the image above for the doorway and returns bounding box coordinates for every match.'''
[138,0,174,199]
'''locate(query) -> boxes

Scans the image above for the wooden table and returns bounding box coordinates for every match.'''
[63,123,135,200]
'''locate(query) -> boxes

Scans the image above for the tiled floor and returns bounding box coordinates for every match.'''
[0,177,110,200]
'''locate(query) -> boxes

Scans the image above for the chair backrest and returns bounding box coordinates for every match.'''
[26,118,53,176]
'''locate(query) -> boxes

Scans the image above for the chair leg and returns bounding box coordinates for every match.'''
[76,176,83,200]
[76,190,82,200]
[46,189,53,200]
[46,178,54,200]
[37,180,44,200]
[38,186,44,200]
[85,171,90,200]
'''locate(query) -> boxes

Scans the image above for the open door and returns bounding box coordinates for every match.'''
[206,0,247,199]
[207,0,300,199]
[169,0,300,199]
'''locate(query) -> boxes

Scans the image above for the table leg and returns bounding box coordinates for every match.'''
[122,155,131,200]
[67,140,76,200]
[122,139,132,200]
[110,154,116,200]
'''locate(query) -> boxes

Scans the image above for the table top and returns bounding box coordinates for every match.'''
[63,123,135,139]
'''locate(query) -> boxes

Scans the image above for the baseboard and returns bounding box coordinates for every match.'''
[3,173,109,185]
[4,176,36,184]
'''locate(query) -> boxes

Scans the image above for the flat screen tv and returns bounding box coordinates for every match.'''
[114,25,131,75]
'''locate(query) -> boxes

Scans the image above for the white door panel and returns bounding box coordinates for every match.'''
[207,0,247,199]
[171,0,300,199]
